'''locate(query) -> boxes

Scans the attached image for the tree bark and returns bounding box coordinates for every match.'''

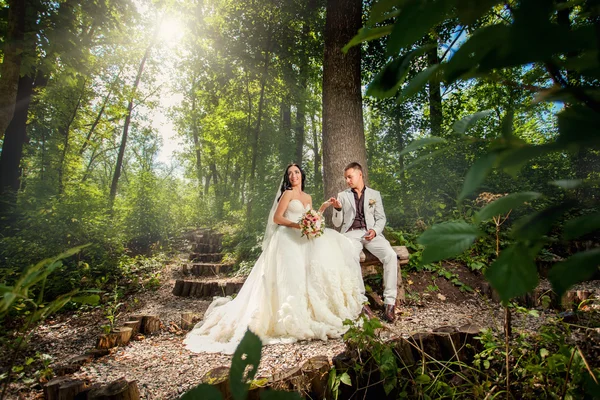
[0,0,26,140]
[322,0,367,199]
[0,74,34,198]
[191,78,203,187]
[58,79,86,195]
[109,43,152,205]
[427,41,442,136]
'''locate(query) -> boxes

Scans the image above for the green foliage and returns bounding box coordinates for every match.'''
[0,248,100,397]
[355,0,600,302]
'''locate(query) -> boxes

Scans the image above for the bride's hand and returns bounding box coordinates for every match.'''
[318,201,331,214]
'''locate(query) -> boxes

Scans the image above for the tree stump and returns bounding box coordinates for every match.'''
[86,378,140,400]
[44,377,88,400]
[300,355,330,398]
[391,337,415,366]
[172,280,184,296]
[142,315,161,335]
[123,320,141,336]
[96,333,118,349]
[201,366,231,399]
[96,327,133,349]
[432,326,462,362]
[181,312,194,331]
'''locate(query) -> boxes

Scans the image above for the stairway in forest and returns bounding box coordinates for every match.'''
[172,229,244,298]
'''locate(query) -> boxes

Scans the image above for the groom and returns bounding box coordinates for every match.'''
[330,162,398,323]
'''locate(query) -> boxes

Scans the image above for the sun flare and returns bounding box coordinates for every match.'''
[157,16,185,45]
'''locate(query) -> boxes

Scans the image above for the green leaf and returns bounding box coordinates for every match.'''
[550,179,583,190]
[501,110,514,142]
[484,244,539,303]
[476,192,542,222]
[548,249,600,299]
[367,0,402,25]
[397,64,440,102]
[367,45,435,98]
[459,153,498,201]
[444,25,509,83]
[512,203,573,241]
[564,212,600,240]
[71,294,100,305]
[339,372,352,386]
[497,144,560,177]
[399,148,449,173]
[343,25,394,53]
[180,383,223,400]
[557,104,600,147]
[452,110,493,134]
[417,221,480,264]
[386,0,454,57]
[455,0,502,25]
[415,374,431,384]
[399,137,446,156]
[230,329,263,400]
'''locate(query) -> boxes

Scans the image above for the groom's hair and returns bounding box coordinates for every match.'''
[344,162,363,173]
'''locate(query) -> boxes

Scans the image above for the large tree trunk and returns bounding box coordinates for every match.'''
[109,43,152,205]
[280,99,293,165]
[427,41,442,136]
[0,0,26,140]
[0,74,34,198]
[322,0,367,199]
[311,115,322,195]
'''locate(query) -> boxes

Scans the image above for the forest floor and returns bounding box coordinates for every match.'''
[5,255,600,399]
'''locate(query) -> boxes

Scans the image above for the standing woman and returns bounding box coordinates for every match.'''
[184,164,366,354]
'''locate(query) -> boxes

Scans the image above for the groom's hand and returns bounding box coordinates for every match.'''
[329,197,342,209]
[364,229,376,241]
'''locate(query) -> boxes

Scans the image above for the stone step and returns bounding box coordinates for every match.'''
[172,279,244,298]
[189,253,224,263]
[183,263,233,277]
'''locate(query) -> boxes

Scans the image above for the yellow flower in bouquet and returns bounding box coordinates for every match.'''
[298,209,325,239]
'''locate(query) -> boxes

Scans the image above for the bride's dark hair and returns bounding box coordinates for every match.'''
[278,163,305,201]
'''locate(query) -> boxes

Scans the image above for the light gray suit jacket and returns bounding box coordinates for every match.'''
[332,187,387,237]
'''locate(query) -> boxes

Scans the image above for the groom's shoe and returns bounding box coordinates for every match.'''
[384,304,396,323]
[362,304,376,320]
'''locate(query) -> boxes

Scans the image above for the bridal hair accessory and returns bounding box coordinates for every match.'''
[299,209,324,239]
[369,199,376,208]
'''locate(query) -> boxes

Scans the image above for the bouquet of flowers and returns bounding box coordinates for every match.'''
[298,209,325,239]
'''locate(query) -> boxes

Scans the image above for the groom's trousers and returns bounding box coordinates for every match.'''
[344,229,398,306]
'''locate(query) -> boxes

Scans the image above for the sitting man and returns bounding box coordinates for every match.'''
[330,162,398,322]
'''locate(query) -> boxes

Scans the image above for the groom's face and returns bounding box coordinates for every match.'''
[344,168,363,189]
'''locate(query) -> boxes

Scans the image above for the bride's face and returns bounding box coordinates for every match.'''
[287,166,302,187]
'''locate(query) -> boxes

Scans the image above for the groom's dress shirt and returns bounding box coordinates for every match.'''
[349,187,367,231]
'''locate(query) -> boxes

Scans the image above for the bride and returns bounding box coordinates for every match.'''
[184,163,367,354]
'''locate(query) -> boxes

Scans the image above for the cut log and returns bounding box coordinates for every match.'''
[201,366,231,399]
[113,327,133,346]
[300,355,330,399]
[181,312,194,331]
[432,326,462,362]
[44,377,87,400]
[409,332,443,362]
[172,280,184,296]
[87,378,140,400]
[391,337,415,366]
[96,333,118,349]
[123,320,141,336]
[181,281,192,297]
[142,315,161,335]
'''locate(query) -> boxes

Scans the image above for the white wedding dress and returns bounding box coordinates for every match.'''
[184,199,367,354]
